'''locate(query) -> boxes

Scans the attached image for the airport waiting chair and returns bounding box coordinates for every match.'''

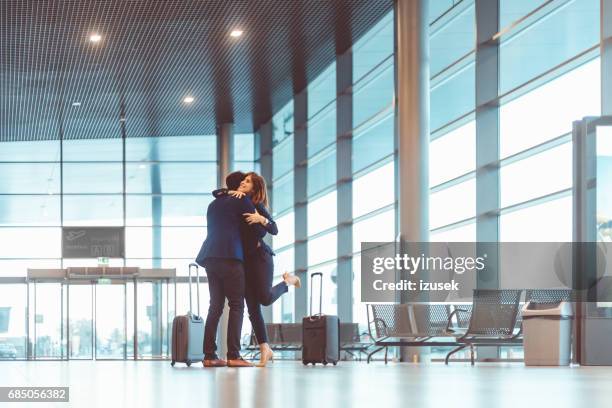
[366,303,465,364]
[444,289,523,365]
[339,323,373,360]
[244,323,303,360]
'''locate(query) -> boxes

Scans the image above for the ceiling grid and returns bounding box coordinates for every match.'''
[0,0,392,142]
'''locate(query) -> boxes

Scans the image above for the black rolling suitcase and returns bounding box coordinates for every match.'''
[302,272,340,366]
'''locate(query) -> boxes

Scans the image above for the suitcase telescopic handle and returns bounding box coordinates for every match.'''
[188,263,200,316]
[309,272,323,319]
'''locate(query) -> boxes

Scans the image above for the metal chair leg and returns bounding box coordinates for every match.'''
[445,344,467,365]
[366,347,384,364]
[384,347,388,364]
[470,344,474,366]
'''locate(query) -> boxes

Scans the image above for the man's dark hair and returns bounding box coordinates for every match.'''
[226,171,246,190]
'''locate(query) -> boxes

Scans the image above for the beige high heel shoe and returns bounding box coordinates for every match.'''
[283,271,301,288]
[257,344,274,367]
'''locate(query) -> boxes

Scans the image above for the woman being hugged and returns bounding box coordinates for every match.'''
[214,171,300,366]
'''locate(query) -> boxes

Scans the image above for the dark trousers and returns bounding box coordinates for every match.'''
[202,258,245,360]
[245,248,288,344]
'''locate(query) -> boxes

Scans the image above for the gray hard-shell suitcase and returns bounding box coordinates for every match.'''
[302,272,340,366]
[171,263,205,367]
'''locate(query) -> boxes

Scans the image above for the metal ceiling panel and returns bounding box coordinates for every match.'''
[0,0,393,142]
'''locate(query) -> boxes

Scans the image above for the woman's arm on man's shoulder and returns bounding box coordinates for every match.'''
[212,188,228,198]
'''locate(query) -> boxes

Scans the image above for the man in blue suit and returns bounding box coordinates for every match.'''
[195,171,264,367]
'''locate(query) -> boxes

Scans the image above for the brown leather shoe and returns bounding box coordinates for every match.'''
[227,358,253,367]
[203,358,227,367]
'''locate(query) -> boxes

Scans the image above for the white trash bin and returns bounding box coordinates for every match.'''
[522,301,573,366]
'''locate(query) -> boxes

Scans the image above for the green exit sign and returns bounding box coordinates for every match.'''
[97,278,112,285]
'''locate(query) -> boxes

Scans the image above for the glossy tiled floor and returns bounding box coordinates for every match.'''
[1,360,611,408]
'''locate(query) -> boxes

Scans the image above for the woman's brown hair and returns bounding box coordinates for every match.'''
[246,172,269,208]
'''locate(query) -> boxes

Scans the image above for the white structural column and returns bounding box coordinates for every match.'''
[395,0,430,246]
[475,0,500,288]
[336,50,354,323]
[258,122,274,323]
[293,90,309,320]
[217,123,234,359]
[395,0,430,362]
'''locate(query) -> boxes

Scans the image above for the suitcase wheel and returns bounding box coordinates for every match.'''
[323,361,328,366]
[171,361,175,367]
[186,361,192,367]
[333,362,337,366]
[303,361,308,366]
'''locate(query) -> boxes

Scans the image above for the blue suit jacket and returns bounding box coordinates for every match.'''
[212,189,278,257]
[195,195,265,265]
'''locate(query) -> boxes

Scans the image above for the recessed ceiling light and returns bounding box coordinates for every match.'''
[72,102,81,107]
[183,96,194,104]
[90,33,102,43]
[230,29,243,38]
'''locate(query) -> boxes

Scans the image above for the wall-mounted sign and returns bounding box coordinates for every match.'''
[62,227,125,259]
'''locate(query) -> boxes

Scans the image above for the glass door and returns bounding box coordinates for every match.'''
[0,284,27,360]
[136,280,171,359]
[32,282,64,359]
[573,116,612,365]
[68,283,93,359]
[95,282,126,359]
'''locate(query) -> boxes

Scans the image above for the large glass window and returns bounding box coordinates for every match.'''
[430,178,476,230]
[430,120,476,187]
[500,195,573,241]
[431,59,475,131]
[308,63,336,119]
[307,147,336,197]
[350,10,396,330]
[501,142,572,208]
[500,0,548,29]
[273,211,295,250]
[272,247,295,323]
[353,161,395,218]
[307,191,337,237]
[353,60,394,127]
[500,58,601,158]
[353,112,394,173]
[430,1,475,76]
[352,209,395,254]
[0,132,218,281]
[499,0,600,94]
[124,135,216,275]
[307,105,336,157]
[353,13,394,83]
[307,231,338,267]
[431,222,477,242]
